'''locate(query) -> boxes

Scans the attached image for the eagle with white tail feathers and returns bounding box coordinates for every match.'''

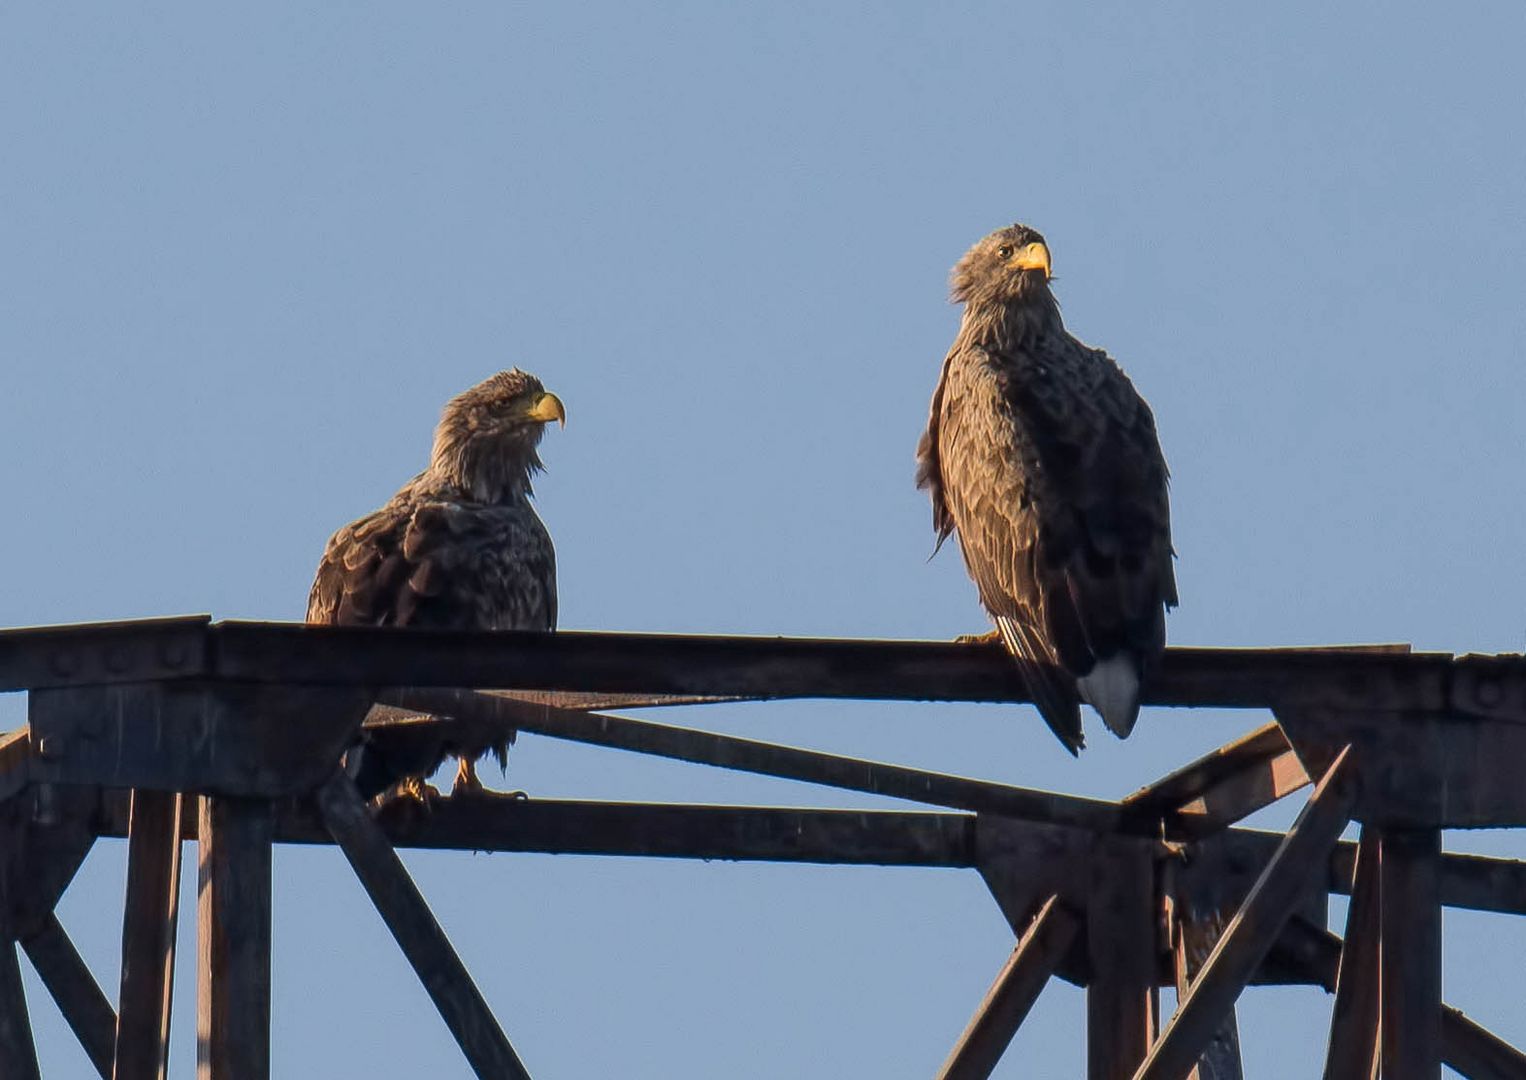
[917,224,1177,753]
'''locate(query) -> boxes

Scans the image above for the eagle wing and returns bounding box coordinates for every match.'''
[307,493,557,633]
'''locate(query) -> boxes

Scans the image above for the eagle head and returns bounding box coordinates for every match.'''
[950,224,1054,308]
[429,369,566,502]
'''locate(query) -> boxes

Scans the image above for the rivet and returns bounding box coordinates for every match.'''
[49,650,80,677]
[160,639,189,669]
[35,735,63,760]
[104,645,130,674]
[1475,678,1504,707]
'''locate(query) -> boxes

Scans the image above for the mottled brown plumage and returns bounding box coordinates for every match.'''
[308,368,563,793]
[917,225,1176,752]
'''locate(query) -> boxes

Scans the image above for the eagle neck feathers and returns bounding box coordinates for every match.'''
[956,291,1064,354]
[424,433,543,506]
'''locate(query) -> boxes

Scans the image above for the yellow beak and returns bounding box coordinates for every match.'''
[524,391,566,426]
[1007,241,1052,279]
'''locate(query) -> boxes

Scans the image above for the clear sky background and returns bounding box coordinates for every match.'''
[2,3,1524,1076]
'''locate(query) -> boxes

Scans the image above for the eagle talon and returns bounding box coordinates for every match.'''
[955,629,1003,645]
[377,776,443,818]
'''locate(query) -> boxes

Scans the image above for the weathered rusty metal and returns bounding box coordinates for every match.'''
[1451,653,1526,725]
[0,616,210,693]
[1171,912,1244,1080]
[0,785,97,940]
[80,788,1526,920]
[114,790,185,1080]
[1163,834,1246,1080]
[0,729,30,803]
[0,619,1512,719]
[350,796,975,866]
[1379,827,1443,1080]
[315,774,531,1080]
[377,687,1123,831]
[18,914,115,1079]
[1275,918,1526,1078]
[1087,836,1156,1080]
[1330,842,1526,917]
[1124,723,1308,839]
[1323,827,1380,1080]
[937,895,1080,1080]
[1125,723,1291,812]
[0,617,1523,1075]
[28,682,370,798]
[1441,1006,1526,1080]
[1137,748,1358,1080]
[196,795,273,1080]
[1276,707,1526,829]
[0,941,40,1080]
[209,622,1472,712]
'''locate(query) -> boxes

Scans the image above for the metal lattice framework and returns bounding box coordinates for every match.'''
[2,616,1525,1079]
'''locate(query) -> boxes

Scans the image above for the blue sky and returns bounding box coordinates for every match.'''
[2,3,1523,1075]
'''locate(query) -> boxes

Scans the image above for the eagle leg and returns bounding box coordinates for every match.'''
[447,757,530,801]
[450,756,485,797]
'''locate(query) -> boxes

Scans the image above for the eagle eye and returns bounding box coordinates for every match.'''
[997,244,1014,259]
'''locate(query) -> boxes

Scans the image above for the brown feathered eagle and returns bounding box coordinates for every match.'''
[307,369,564,796]
[917,225,1176,753]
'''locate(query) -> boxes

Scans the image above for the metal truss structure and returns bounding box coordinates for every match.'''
[1,616,1525,1078]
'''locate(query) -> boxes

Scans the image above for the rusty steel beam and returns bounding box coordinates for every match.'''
[308,796,974,866]
[315,774,530,1080]
[18,914,116,1079]
[205,622,1474,712]
[1124,723,1308,839]
[1273,918,1526,1079]
[0,940,41,1080]
[1166,751,1309,839]
[1163,834,1245,1079]
[479,690,750,711]
[0,617,209,692]
[83,788,1526,918]
[1442,1007,1526,1080]
[1380,827,1443,1080]
[936,895,1080,1080]
[1323,827,1380,1080]
[96,790,977,866]
[1136,748,1357,1080]
[1172,916,1244,1079]
[1124,723,1291,815]
[196,796,273,1080]
[1331,842,1526,918]
[0,729,30,803]
[1088,837,1156,1080]
[114,790,185,1080]
[29,683,371,800]
[0,619,1512,718]
[378,687,1122,831]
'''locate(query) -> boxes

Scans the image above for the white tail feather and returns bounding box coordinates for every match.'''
[1077,655,1141,739]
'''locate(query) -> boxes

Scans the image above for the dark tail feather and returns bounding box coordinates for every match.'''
[996,617,1084,754]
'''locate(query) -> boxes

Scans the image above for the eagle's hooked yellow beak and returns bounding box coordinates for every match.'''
[1007,241,1052,280]
[524,391,567,427]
